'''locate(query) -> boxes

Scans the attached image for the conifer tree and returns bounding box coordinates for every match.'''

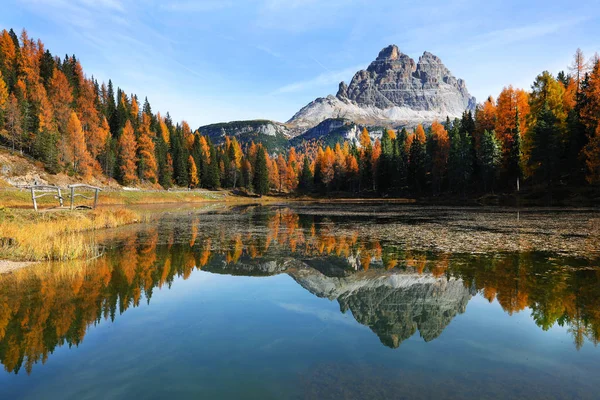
[528,103,561,187]
[253,146,269,195]
[204,140,220,189]
[477,130,502,192]
[66,111,93,177]
[408,125,427,193]
[393,128,408,192]
[188,155,199,188]
[137,114,158,183]
[506,109,523,190]
[377,129,394,193]
[298,156,313,194]
[448,125,474,194]
[118,120,138,185]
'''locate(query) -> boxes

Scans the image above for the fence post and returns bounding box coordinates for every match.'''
[57,187,63,207]
[31,186,37,212]
[93,188,99,209]
[70,186,75,210]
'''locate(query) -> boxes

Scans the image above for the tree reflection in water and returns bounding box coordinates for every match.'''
[0,207,599,374]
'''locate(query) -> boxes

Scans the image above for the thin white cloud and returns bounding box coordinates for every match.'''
[80,0,124,12]
[468,17,590,52]
[272,64,363,94]
[255,45,282,59]
[277,302,359,327]
[161,0,233,12]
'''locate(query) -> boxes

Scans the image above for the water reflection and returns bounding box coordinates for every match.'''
[1,206,599,375]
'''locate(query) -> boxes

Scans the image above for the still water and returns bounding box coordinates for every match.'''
[1,204,599,399]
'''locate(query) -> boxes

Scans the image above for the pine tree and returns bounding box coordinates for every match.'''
[477,130,502,192]
[298,156,313,193]
[448,125,474,194]
[376,129,394,194]
[358,128,373,192]
[528,102,561,187]
[429,121,450,194]
[205,140,219,189]
[505,109,523,190]
[408,125,426,193]
[170,125,189,187]
[393,128,408,192]
[155,133,172,188]
[253,146,269,195]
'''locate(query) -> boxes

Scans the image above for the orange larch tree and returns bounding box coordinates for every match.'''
[475,96,497,150]
[430,121,450,192]
[496,86,529,170]
[119,120,138,185]
[276,154,287,192]
[137,113,158,183]
[48,69,73,133]
[582,61,600,183]
[188,155,199,188]
[66,111,93,177]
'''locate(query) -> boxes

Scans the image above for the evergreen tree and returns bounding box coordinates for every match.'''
[393,128,408,192]
[408,126,426,193]
[298,156,313,193]
[170,126,189,187]
[241,159,252,191]
[33,128,60,174]
[220,148,231,188]
[448,125,474,194]
[528,102,561,187]
[505,109,523,190]
[253,146,269,195]
[155,133,172,188]
[106,79,117,134]
[477,130,502,192]
[376,129,394,194]
[100,135,117,179]
[39,50,55,89]
[206,140,220,189]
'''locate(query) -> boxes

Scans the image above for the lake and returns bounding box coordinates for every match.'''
[1,203,599,399]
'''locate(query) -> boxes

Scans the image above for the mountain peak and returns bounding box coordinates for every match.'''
[376,44,401,61]
[288,46,476,130]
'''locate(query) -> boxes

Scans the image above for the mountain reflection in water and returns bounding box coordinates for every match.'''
[0,206,599,375]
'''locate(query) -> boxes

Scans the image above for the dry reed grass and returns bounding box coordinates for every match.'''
[0,207,141,261]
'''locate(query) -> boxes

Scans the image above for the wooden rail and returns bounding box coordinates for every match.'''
[27,184,102,211]
[68,184,102,210]
[30,185,64,212]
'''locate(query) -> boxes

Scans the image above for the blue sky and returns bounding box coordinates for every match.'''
[2,0,598,127]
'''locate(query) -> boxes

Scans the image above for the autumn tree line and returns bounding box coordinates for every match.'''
[1,28,599,196]
[308,48,600,196]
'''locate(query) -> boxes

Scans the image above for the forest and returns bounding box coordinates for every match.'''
[1,28,599,197]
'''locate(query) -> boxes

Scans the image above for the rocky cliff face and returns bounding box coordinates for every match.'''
[290,268,473,348]
[198,120,292,151]
[288,45,476,130]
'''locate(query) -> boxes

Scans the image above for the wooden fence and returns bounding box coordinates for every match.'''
[28,184,102,211]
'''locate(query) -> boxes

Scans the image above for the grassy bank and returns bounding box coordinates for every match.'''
[0,188,230,208]
[0,207,141,261]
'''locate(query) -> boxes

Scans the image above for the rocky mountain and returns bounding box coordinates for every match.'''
[288,45,476,131]
[290,268,473,348]
[204,254,473,349]
[197,120,292,152]
[289,118,359,147]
